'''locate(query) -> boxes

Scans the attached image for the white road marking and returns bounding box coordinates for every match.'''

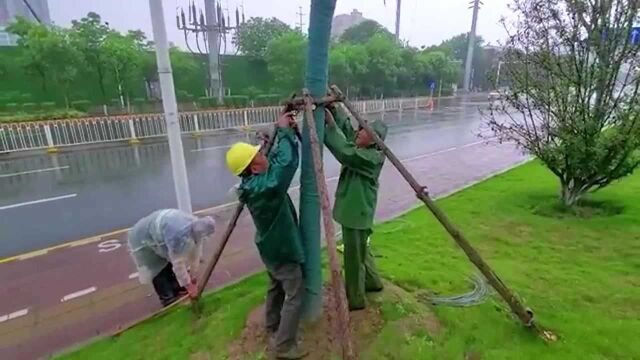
[128,272,139,279]
[0,166,69,178]
[61,286,96,302]
[97,239,122,253]
[17,249,49,261]
[0,193,78,211]
[402,147,458,162]
[459,139,490,148]
[0,308,29,323]
[191,145,232,153]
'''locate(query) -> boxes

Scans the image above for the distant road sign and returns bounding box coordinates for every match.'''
[630,27,640,45]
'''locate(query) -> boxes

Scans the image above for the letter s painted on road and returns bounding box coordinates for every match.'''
[98,239,122,253]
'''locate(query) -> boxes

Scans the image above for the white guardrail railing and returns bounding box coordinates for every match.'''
[0,97,432,153]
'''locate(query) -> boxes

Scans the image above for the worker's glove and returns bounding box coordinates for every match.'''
[277,111,296,128]
[256,131,270,147]
[186,283,198,299]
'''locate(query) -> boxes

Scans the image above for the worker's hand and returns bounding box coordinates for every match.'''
[324,109,337,128]
[256,131,270,147]
[186,282,198,299]
[277,112,295,128]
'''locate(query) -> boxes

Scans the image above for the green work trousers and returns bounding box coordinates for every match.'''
[342,227,384,310]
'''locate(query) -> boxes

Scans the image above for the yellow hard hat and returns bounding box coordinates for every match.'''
[226,142,260,176]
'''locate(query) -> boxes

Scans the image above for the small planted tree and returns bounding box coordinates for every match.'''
[488,0,640,206]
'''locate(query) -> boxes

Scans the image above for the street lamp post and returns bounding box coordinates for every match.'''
[149,0,192,213]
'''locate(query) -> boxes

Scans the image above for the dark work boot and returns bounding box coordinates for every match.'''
[275,345,308,359]
[152,265,180,307]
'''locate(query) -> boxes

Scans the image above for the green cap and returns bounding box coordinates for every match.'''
[370,120,388,141]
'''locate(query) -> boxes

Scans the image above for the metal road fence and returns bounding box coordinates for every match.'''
[0,97,432,153]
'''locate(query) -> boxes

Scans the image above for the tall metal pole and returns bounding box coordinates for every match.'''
[463,0,481,92]
[395,0,401,40]
[205,0,223,103]
[149,0,193,213]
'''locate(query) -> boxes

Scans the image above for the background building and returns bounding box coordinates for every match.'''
[331,9,369,39]
[0,0,51,46]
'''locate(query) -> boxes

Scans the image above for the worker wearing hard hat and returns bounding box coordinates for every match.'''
[324,104,386,311]
[225,112,306,360]
[127,209,215,306]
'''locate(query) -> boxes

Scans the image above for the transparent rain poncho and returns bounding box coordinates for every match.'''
[127,209,216,286]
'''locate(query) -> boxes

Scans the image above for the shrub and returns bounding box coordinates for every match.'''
[22,102,37,113]
[5,103,19,113]
[0,109,86,123]
[223,95,249,108]
[254,94,281,107]
[40,102,57,112]
[71,100,92,112]
[176,90,193,101]
[197,96,218,109]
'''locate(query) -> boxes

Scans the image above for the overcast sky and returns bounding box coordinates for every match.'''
[49,0,512,51]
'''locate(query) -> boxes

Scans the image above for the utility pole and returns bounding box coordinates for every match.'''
[395,0,401,40]
[204,0,223,103]
[463,0,481,92]
[297,6,306,31]
[149,0,193,213]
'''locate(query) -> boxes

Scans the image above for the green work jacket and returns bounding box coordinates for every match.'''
[325,109,385,230]
[238,127,304,267]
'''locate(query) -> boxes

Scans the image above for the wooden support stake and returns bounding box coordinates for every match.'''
[194,204,244,299]
[330,85,551,338]
[302,89,356,359]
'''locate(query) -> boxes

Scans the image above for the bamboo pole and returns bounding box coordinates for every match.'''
[303,90,356,359]
[329,85,551,338]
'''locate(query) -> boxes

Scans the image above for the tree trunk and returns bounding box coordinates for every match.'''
[299,0,336,321]
[97,66,107,103]
[560,180,585,207]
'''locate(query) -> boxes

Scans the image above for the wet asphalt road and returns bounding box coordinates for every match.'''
[0,95,491,257]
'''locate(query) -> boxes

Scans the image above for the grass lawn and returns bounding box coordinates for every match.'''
[59,162,640,359]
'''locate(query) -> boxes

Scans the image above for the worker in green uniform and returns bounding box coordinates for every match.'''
[324,104,386,311]
[225,112,307,360]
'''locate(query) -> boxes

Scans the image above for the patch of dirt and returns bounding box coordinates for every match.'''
[392,311,443,337]
[383,284,443,336]
[527,195,624,219]
[228,289,384,360]
[228,282,443,359]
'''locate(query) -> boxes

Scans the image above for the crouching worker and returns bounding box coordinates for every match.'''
[127,209,215,306]
[225,112,307,359]
[324,104,386,311]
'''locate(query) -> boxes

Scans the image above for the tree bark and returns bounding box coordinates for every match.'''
[560,182,584,207]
